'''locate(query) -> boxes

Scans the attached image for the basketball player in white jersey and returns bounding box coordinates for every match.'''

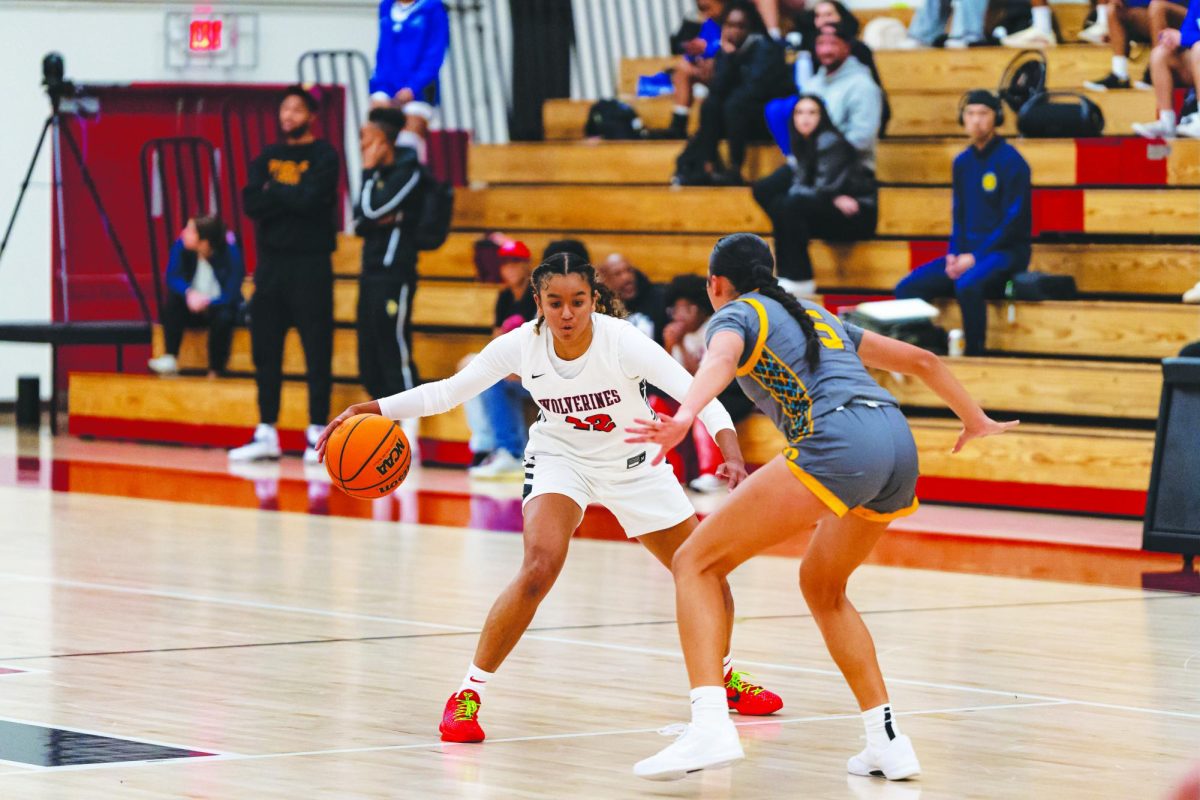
[316,251,783,742]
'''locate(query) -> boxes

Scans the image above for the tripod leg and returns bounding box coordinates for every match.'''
[0,116,53,267]
[58,121,153,323]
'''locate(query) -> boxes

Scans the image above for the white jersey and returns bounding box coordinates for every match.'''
[378,314,734,471]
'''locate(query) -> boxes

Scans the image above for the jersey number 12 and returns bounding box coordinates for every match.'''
[565,414,616,432]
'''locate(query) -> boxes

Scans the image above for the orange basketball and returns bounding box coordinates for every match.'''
[324,414,412,499]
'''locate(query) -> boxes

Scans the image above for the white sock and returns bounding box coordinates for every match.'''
[458,663,494,698]
[768,26,782,40]
[396,129,427,164]
[672,105,690,117]
[690,685,729,728]
[1160,110,1178,132]
[1096,4,1109,26]
[1032,5,1052,34]
[1112,55,1128,80]
[722,653,733,676]
[862,703,900,751]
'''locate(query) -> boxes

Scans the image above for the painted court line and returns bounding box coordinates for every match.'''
[0,699,1070,776]
[3,572,1197,722]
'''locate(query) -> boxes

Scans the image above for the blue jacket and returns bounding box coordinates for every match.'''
[369,0,450,100]
[950,136,1032,259]
[164,237,244,307]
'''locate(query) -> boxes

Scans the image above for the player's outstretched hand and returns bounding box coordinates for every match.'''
[715,459,748,491]
[625,412,692,465]
[953,415,1020,454]
[315,405,361,463]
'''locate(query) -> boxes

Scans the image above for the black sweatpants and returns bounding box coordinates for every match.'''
[250,250,333,426]
[752,166,878,282]
[160,292,236,373]
[357,268,418,399]
[686,86,772,172]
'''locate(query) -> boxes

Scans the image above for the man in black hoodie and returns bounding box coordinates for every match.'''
[674,0,793,185]
[231,85,340,464]
[598,253,667,343]
[355,107,424,400]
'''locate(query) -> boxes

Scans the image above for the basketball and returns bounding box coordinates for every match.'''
[324,413,412,498]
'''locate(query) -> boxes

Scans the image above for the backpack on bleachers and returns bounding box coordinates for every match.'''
[584,99,646,140]
[1006,273,1078,301]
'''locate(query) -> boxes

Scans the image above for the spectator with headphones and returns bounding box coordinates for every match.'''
[894,90,1031,356]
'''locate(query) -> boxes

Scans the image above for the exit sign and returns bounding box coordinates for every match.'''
[188,19,224,52]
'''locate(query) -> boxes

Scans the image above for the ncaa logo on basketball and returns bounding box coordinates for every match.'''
[982,172,998,192]
[375,438,407,476]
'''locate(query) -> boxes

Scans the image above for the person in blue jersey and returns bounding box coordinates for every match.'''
[629,233,1018,782]
[894,90,1032,356]
[369,0,450,161]
[654,0,729,140]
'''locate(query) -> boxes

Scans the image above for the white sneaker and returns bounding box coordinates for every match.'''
[303,424,324,464]
[1001,26,1056,47]
[634,721,744,781]
[943,37,981,49]
[1183,281,1200,303]
[895,36,927,49]
[1175,117,1200,139]
[776,277,817,298]
[1077,18,1107,44]
[147,354,179,375]
[1132,120,1176,139]
[688,473,727,494]
[229,423,282,462]
[467,449,524,480]
[847,734,922,781]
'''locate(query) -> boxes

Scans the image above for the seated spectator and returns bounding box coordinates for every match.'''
[1085,0,1188,89]
[598,254,667,341]
[894,90,1031,356]
[661,274,756,492]
[369,0,450,163]
[650,0,728,140]
[148,215,243,377]
[1001,0,1058,48]
[753,95,877,296]
[466,239,537,479]
[355,108,424,401]
[805,23,883,170]
[791,0,889,115]
[900,0,988,47]
[542,238,591,263]
[673,1,794,185]
[1133,0,1200,138]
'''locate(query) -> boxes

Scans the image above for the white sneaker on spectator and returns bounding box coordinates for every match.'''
[229,423,282,462]
[776,277,817,298]
[1001,26,1056,47]
[1077,18,1108,44]
[303,424,324,464]
[943,37,981,49]
[468,449,524,480]
[688,473,727,494]
[1132,120,1176,139]
[895,36,927,49]
[1176,116,1200,139]
[147,354,178,376]
[1183,281,1200,303]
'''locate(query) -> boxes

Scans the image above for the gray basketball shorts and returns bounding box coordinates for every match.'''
[782,401,920,521]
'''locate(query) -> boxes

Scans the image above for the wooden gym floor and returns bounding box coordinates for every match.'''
[0,428,1197,799]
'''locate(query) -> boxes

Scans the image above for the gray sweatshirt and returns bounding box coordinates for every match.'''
[804,56,882,171]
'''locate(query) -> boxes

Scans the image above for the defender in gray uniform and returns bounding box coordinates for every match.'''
[707,293,919,520]
[631,233,1019,783]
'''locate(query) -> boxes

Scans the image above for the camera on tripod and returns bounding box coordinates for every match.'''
[42,52,98,116]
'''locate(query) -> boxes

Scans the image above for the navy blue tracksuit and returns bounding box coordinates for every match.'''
[895,136,1031,355]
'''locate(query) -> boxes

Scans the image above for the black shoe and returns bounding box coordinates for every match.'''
[646,127,687,140]
[469,450,492,468]
[1083,72,1130,91]
[709,170,745,187]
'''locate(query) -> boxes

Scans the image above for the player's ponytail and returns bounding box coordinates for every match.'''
[710,233,821,371]
[531,251,626,334]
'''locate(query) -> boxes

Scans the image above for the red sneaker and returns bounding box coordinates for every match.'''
[725,670,783,716]
[439,690,486,742]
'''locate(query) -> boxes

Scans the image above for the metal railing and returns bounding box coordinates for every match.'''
[138,137,222,316]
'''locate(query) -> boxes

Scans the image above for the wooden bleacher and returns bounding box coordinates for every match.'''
[67,41,1200,517]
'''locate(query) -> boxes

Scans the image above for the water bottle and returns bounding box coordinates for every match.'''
[794,50,813,91]
[948,329,965,357]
